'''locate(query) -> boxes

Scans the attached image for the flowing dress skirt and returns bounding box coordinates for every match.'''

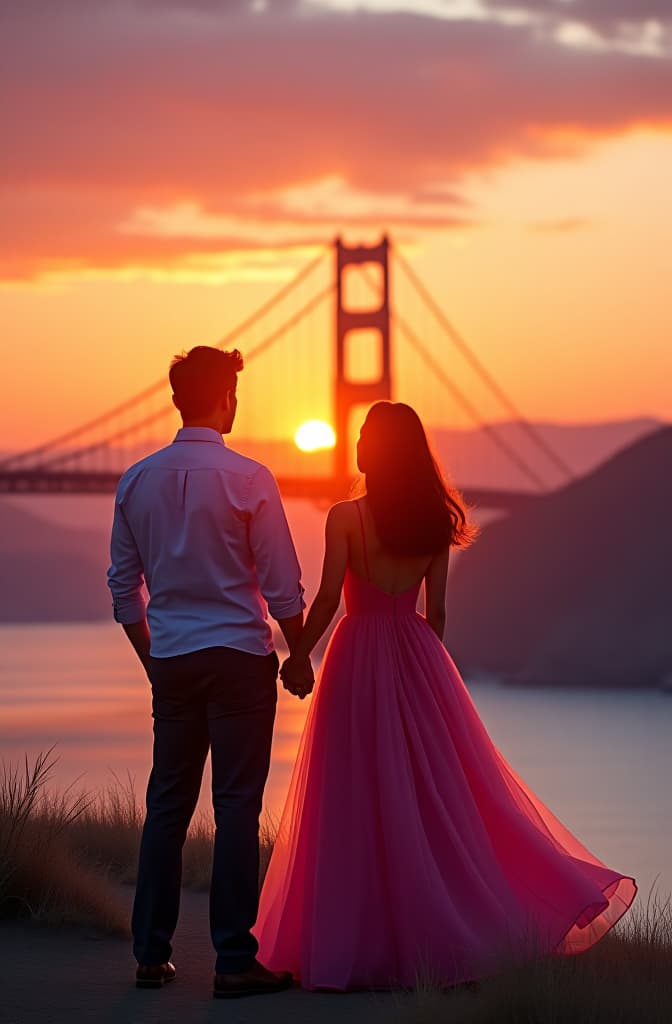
[255,571,636,990]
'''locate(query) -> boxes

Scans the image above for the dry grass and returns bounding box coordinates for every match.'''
[3,751,671,1023]
[0,750,276,933]
[0,749,128,933]
[67,773,276,892]
[396,891,672,1024]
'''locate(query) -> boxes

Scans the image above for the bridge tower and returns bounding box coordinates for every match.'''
[333,236,392,486]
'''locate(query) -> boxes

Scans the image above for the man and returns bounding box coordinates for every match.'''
[107,345,312,999]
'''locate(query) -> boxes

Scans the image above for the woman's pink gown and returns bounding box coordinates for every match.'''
[255,567,636,990]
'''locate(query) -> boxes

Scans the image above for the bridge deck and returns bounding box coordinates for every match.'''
[0,471,540,510]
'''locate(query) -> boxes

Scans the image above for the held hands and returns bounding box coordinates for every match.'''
[280,655,315,701]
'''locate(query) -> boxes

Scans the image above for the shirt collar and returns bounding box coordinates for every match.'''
[173,427,226,446]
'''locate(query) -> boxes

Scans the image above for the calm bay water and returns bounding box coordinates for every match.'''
[1,622,670,903]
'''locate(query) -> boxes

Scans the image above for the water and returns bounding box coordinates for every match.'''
[1,622,671,903]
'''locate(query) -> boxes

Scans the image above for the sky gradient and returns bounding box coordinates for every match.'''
[2,0,671,449]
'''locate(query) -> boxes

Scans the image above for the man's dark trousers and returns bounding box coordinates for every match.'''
[132,645,279,973]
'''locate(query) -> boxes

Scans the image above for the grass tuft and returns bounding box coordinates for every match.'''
[0,748,128,933]
[0,749,277,934]
[396,888,672,1024]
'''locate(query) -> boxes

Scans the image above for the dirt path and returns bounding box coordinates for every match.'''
[0,890,414,1024]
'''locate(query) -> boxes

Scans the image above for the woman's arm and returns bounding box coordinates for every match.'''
[284,502,349,677]
[424,546,449,641]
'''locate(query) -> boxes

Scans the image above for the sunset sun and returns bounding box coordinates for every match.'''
[294,420,337,452]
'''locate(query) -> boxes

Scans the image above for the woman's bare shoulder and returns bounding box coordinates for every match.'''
[326,499,359,527]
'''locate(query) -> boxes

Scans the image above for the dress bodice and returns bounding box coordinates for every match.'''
[343,566,421,618]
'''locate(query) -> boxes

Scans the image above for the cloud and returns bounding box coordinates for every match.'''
[482,0,672,42]
[483,0,672,18]
[1,2,671,279]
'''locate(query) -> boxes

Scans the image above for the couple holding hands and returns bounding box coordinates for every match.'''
[108,345,634,999]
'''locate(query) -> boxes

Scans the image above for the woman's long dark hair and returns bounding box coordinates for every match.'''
[357,402,477,556]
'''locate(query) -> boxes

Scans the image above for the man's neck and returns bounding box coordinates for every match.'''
[180,419,224,434]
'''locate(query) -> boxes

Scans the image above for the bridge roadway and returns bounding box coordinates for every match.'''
[0,470,539,510]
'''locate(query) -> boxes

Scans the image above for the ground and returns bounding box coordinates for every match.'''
[0,889,410,1024]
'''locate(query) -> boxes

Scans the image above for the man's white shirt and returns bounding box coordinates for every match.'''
[108,427,305,658]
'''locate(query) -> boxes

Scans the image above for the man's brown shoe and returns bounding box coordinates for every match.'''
[136,962,176,988]
[213,959,293,999]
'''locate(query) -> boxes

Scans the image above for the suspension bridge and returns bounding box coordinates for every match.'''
[0,237,574,508]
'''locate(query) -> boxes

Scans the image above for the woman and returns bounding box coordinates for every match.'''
[255,401,635,991]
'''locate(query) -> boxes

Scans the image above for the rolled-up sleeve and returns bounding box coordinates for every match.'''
[107,490,147,624]
[247,466,305,620]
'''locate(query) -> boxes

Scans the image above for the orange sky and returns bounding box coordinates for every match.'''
[2,1,671,452]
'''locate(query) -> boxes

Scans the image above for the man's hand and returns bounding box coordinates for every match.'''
[121,620,152,679]
[280,655,315,700]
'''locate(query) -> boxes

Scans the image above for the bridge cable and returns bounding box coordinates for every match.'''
[392,244,575,483]
[28,283,336,471]
[244,284,334,363]
[355,262,549,490]
[390,308,549,491]
[25,407,180,472]
[0,245,330,470]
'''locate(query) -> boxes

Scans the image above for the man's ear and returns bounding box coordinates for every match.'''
[171,393,180,411]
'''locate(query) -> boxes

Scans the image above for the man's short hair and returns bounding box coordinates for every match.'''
[169,346,243,420]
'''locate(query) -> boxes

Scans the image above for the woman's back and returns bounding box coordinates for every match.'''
[346,498,432,597]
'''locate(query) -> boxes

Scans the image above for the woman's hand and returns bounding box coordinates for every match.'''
[280,655,315,700]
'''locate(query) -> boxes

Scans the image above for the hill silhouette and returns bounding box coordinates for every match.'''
[0,502,111,621]
[431,417,660,492]
[445,426,672,687]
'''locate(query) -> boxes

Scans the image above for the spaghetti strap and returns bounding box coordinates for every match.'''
[355,500,371,582]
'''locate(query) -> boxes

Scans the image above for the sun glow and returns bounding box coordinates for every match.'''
[294,420,337,452]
